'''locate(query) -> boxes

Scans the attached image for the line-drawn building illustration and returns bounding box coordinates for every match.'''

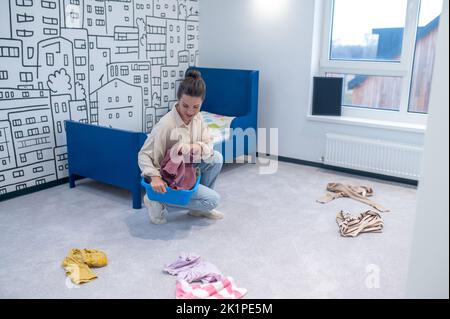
[1,0,199,197]
[0,88,57,194]
[90,78,143,131]
[10,0,62,66]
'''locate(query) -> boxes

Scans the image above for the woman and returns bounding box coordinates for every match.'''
[138,70,224,225]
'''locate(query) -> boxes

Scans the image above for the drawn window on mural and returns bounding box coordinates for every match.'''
[120,66,129,76]
[74,40,86,49]
[20,154,27,163]
[0,71,8,80]
[27,128,39,136]
[134,75,141,84]
[116,113,120,119]
[128,111,133,117]
[163,82,169,90]
[115,96,119,102]
[16,184,27,190]
[54,102,59,113]
[41,116,48,122]
[25,117,36,124]
[96,19,105,26]
[13,170,25,178]
[75,57,86,66]
[57,122,62,133]
[16,29,34,37]
[33,166,44,173]
[20,72,33,82]
[64,54,69,66]
[43,126,50,134]
[95,6,105,15]
[0,175,4,182]
[0,47,20,57]
[14,131,23,139]
[27,47,34,59]
[17,13,34,23]
[12,119,22,126]
[46,53,54,66]
[42,17,58,25]
[124,5,129,11]
[41,0,57,9]
[36,179,46,185]
[128,96,132,103]
[62,102,67,113]
[43,28,58,35]
[36,150,43,160]
[108,97,112,102]
[109,114,112,119]
[87,18,92,26]
[16,0,33,6]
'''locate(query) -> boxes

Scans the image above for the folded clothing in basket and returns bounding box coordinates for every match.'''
[160,147,197,190]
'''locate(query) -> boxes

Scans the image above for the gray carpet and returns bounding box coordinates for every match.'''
[0,161,417,298]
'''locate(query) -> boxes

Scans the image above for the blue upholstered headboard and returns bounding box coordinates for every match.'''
[187,67,259,118]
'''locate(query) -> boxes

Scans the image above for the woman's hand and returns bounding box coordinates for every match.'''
[150,176,167,193]
[190,143,202,160]
[176,143,191,155]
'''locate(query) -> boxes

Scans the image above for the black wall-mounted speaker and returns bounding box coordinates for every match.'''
[312,77,343,116]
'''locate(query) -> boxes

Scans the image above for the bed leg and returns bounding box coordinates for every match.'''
[132,189,142,209]
[69,174,76,188]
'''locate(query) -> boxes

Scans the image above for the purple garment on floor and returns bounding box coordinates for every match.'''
[164,253,222,283]
[160,147,197,190]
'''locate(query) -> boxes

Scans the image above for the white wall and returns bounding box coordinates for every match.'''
[406,0,449,299]
[199,0,424,163]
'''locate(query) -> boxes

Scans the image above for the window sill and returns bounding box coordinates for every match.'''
[306,115,426,133]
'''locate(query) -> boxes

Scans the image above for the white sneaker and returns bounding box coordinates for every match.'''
[143,196,167,225]
[188,209,224,220]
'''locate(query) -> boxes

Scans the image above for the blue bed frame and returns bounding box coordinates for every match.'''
[66,67,259,209]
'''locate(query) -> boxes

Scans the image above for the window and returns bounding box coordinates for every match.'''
[0,71,8,80]
[41,0,56,9]
[75,56,86,66]
[46,53,54,66]
[320,0,443,124]
[16,0,33,6]
[42,17,58,25]
[13,170,25,178]
[43,28,58,35]
[20,72,33,82]
[17,13,34,23]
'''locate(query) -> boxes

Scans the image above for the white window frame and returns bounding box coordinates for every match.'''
[319,0,430,125]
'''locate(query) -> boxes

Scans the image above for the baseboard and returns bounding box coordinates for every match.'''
[0,175,88,203]
[256,153,418,186]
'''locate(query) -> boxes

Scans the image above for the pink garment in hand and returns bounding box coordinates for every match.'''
[160,147,197,190]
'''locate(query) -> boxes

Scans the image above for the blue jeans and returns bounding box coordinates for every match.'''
[167,151,223,212]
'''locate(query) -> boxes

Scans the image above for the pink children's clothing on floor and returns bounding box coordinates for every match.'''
[176,276,248,299]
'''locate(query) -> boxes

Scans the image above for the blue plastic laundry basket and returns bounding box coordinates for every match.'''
[141,175,201,206]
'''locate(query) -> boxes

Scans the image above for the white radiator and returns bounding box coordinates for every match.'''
[324,133,423,180]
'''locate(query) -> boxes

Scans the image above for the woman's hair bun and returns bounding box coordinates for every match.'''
[185,69,202,80]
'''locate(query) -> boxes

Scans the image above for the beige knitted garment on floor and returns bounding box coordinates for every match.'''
[336,210,384,237]
[317,183,389,212]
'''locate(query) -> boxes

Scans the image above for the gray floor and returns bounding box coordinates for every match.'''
[0,161,417,299]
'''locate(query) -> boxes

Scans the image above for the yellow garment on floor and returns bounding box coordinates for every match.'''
[62,248,108,284]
